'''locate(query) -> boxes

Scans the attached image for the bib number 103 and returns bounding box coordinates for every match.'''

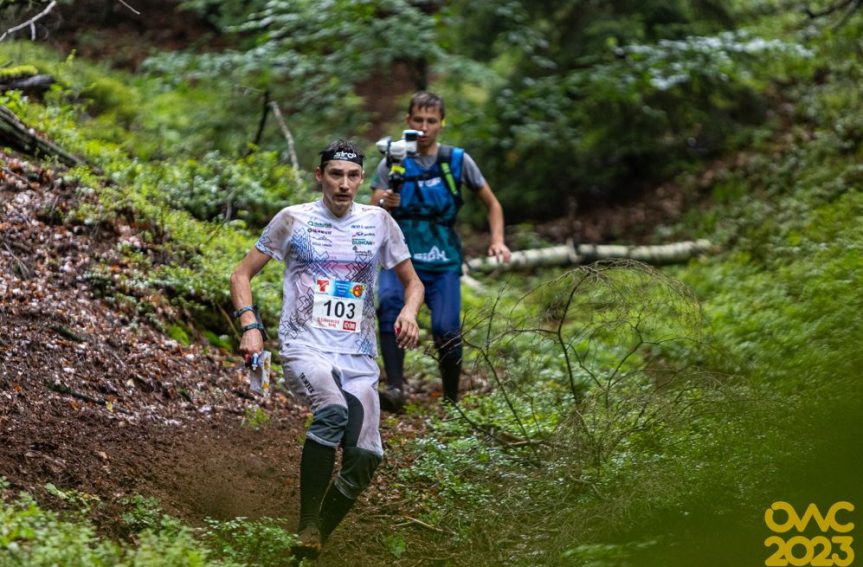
[321,299,356,320]
[312,278,366,333]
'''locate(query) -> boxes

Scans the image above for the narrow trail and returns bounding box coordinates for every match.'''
[0,151,447,565]
[1,144,683,566]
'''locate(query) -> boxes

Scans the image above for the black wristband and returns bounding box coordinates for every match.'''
[241,322,265,334]
[232,305,255,319]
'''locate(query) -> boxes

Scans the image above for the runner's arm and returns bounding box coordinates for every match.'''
[371,187,400,211]
[475,183,511,263]
[370,161,400,210]
[392,259,424,349]
[230,248,271,356]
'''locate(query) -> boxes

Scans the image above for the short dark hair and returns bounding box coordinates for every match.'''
[318,139,364,170]
[407,91,445,119]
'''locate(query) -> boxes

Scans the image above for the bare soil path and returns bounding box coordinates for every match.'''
[0,152,305,525]
[0,152,445,565]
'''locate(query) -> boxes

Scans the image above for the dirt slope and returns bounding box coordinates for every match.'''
[0,152,307,524]
[0,151,447,566]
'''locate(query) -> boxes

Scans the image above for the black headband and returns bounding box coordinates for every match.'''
[319,149,364,168]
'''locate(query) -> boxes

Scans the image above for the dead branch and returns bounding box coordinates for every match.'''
[45,380,131,414]
[806,0,856,18]
[0,74,54,95]
[116,0,141,15]
[393,515,456,534]
[466,238,715,273]
[448,398,542,451]
[1,241,34,279]
[51,324,87,343]
[0,105,81,166]
[0,0,56,41]
[268,100,304,189]
[250,90,270,149]
[805,0,863,29]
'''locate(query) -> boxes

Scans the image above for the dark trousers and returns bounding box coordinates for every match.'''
[377,268,463,401]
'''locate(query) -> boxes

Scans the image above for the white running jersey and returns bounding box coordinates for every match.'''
[256,200,410,356]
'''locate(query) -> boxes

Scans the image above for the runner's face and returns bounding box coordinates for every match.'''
[406,106,443,153]
[316,160,363,217]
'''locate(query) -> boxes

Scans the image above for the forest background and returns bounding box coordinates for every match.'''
[0,0,861,565]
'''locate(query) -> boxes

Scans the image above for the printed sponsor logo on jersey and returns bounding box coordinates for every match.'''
[414,246,449,262]
[351,224,376,230]
[308,220,332,228]
[315,317,340,329]
[316,278,365,299]
[333,280,363,299]
[352,238,373,247]
[299,372,315,394]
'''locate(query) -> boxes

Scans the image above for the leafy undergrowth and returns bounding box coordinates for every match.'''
[0,41,312,345]
[0,478,307,566]
[1,7,862,567]
[365,14,863,567]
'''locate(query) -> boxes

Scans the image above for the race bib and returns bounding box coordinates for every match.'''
[311,278,366,333]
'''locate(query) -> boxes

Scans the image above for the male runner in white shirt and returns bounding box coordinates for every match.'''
[230,139,423,559]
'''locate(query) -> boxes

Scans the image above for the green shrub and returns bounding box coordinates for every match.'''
[80,77,140,125]
[0,483,215,566]
[202,516,297,566]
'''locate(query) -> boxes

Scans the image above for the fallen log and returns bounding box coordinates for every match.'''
[466,238,715,273]
[0,104,81,166]
[0,73,54,95]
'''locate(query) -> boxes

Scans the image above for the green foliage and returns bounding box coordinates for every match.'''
[168,324,192,345]
[392,263,710,563]
[389,11,863,565]
[147,0,440,148]
[448,27,812,222]
[400,433,496,503]
[80,76,140,126]
[1,5,861,566]
[119,494,185,538]
[0,491,121,565]
[202,330,233,350]
[0,41,319,164]
[136,151,302,227]
[461,263,705,462]
[0,47,294,337]
[0,484,215,566]
[125,530,213,566]
[0,64,38,78]
[383,533,407,558]
[242,406,271,430]
[561,540,658,567]
[44,484,101,516]
[0,484,314,566]
[202,516,297,565]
